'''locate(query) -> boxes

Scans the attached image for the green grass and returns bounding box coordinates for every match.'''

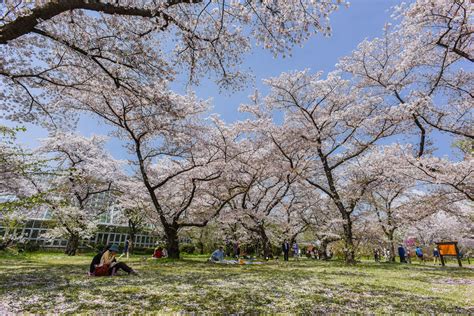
[0,251,473,314]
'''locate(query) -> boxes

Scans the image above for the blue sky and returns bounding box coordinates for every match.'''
[4,0,455,159]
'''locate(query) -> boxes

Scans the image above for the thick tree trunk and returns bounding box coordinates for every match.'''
[0,229,14,250]
[258,227,272,258]
[198,230,204,254]
[289,232,300,249]
[388,232,396,263]
[262,240,272,259]
[65,234,79,256]
[165,225,180,259]
[316,150,357,265]
[342,214,356,264]
[0,238,13,250]
[320,239,329,260]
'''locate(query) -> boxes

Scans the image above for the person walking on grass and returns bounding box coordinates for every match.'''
[433,247,440,265]
[293,242,299,261]
[374,249,380,262]
[282,240,290,262]
[123,237,130,259]
[416,246,424,263]
[398,244,406,263]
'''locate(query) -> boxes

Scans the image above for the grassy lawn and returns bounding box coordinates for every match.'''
[0,251,473,314]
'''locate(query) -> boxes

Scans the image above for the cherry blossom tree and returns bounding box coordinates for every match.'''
[0,126,46,210]
[278,186,312,247]
[36,132,122,255]
[0,0,346,126]
[405,206,473,252]
[358,145,431,261]
[243,70,398,263]
[0,126,51,249]
[295,191,342,259]
[398,0,472,62]
[406,156,473,202]
[115,177,156,254]
[73,83,244,258]
[352,142,472,261]
[225,138,297,258]
[338,0,473,158]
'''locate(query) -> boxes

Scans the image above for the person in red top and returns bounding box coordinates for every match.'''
[153,247,163,258]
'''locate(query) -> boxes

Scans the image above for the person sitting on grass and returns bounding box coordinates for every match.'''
[92,244,138,276]
[209,246,225,262]
[89,245,110,275]
[153,247,164,259]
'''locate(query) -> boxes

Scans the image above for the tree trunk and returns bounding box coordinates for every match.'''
[289,232,300,249]
[128,219,137,254]
[65,234,79,256]
[198,230,204,254]
[388,231,396,263]
[0,237,13,250]
[320,239,329,260]
[342,214,356,264]
[165,225,180,259]
[0,229,14,250]
[259,228,272,258]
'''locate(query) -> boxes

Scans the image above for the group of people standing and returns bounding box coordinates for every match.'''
[373,245,441,264]
[282,240,300,261]
[397,245,440,264]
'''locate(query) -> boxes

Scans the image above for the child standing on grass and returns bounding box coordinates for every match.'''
[123,238,130,259]
[433,247,440,265]
[416,246,424,263]
[374,249,380,262]
[293,242,299,261]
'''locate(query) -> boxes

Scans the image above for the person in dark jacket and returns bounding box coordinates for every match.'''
[398,244,406,263]
[374,249,380,262]
[433,247,440,265]
[282,240,290,261]
[123,238,130,259]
